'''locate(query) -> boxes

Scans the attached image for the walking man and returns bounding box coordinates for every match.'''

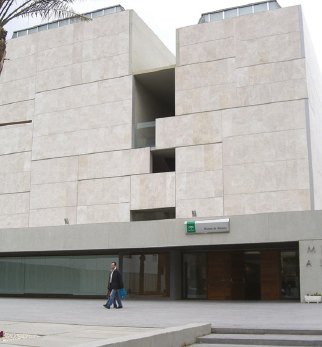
[103,261,124,309]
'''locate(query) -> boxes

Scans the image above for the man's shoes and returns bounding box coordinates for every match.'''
[103,304,110,309]
[115,306,123,309]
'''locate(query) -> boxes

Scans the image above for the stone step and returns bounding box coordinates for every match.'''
[211,328,322,335]
[197,333,322,346]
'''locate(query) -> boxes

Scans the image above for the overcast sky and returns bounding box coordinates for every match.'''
[4,0,322,72]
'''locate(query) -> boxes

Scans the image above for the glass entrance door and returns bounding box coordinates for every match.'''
[183,253,207,299]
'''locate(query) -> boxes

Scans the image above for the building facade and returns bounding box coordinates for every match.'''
[0,2,322,301]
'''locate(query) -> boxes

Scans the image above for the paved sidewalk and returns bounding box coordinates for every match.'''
[0,298,322,346]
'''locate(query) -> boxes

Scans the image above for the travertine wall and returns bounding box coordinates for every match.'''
[0,5,318,228]
[0,10,175,228]
[158,5,311,218]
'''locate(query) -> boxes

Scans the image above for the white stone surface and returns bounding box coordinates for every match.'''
[235,5,300,41]
[224,190,310,215]
[79,148,150,180]
[0,124,33,155]
[77,203,130,224]
[30,182,78,209]
[0,193,30,215]
[224,159,310,195]
[0,214,29,229]
[0,54,37,83]
[0,100,34,124]
[33,99,132,138]
[179,37,235,66]
[236,31,303,68]
[78,177,130,206]
[31,157,79,185]
[176,197,223,218]
[0,77,35,105]
[0,172,31,194]
[156,111,222,149]
[222,100,306,138]
[32,124,132,160]
[176,144,222,173]
[176,171,223,201]
[223,129,308,166]
[131,173,175,210]
[29,207,77,227]
[0,152,31,175]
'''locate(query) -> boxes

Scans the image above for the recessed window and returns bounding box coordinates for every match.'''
[48,22,58,29]
[151,149,175,173]
[28,27,38,34]
[269,1,279,10]
[92,10,104,18]
[38,24,48,32]
[131,208,175,222]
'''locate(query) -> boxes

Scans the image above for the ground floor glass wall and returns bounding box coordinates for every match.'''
[123,253,170,297]
[0,255,117,296]
[183,249,300,300]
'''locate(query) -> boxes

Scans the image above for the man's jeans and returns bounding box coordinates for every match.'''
[106,289,122,308]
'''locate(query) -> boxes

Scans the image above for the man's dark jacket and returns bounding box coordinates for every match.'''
[108,269,124,290]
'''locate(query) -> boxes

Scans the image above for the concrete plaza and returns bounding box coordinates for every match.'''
[0,298,322,346]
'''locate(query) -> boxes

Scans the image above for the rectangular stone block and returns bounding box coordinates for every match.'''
[0,77,35,105]
[237,78,308,106]
[0,172,31,194]
[34,76,131,115]
[37,45,73,72]
[31,157,79,185]
[78,176,130,206]
[176,144,222,173]
[83,10,130,41]
[237,59,306,87]
[178,18,234,47]
[157,111,222,149]
[0,192,29,215]
[235,6,300,41]
[33,99,132,138]
[29,207,77,227]
[36,64,82,92]
[224,159,310,195]
[176,58,236,90]
[178,37,235,66]
[0,100,34,124]
[176,171,223,201]
[222,100,306,138]
[223,129,308,166]
[224,190,311,216]
[0,152,31,175]
[82,32,129,61]
[5,34,38,59]
[130,173,175,210]
[30,182,78,209]
[77,203,130,224]
[0,54,37,83]
[81,54,129,83]
[176,197,223,218]
[156,112,222,149]
[0,124,33,155]
[32,124,132,160]
[236,31,303,68]
[79,148,150,180]
[0,214,29,229]
[176,83,238,115]
[37,24,75,51]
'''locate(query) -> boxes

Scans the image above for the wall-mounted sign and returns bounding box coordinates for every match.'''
[185,219,230,234]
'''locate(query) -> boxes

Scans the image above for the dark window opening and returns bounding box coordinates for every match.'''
[151,149,175,173]
[131,208,175,222]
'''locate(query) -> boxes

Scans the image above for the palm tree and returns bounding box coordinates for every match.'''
[0,0,90,76]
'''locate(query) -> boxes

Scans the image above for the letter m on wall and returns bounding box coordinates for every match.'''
[307,246,315,253]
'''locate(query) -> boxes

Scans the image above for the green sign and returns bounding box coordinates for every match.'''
[186,221,196,233]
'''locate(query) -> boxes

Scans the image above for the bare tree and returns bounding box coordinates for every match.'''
[0,0,90,75]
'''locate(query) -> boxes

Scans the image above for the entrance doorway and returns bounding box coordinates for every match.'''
[244,252,261,300]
